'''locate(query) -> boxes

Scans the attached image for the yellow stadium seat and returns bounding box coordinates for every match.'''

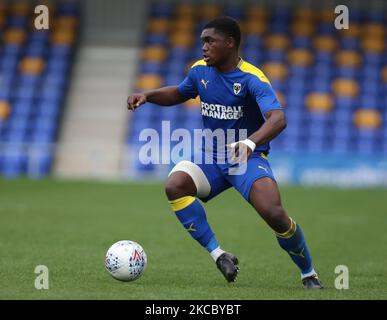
[136,74,163,90]
[381,66,387,83]
[335,50,362,68]
[332,78,359,97]
[4,28,27,44]
[11,1,31,16]
[287,49,313,66]
[265,34,289,51]
[361,37,385,54]
[170,32,193,48]
[142,46,168,62]
[318,8,335,23]
[263,62,288,81]
[353,109,382,129]
[0,101,11,120]
[19,57,45,75]
[291,21,315,37]
[172,19,195,33]
[51,30,75,45]
[200,4,221,20]
[361,23,385,39]
[305,92,334,112]
[54,16,79,31]
[242,20,266,36]
[184,96,201,109]
[313,35,337,52]
[340,23,360,38]
[175,4,196,18]
[293,8,315,22]
[246,6,268,20]
[148,18,170,34]
[0,15,5,29]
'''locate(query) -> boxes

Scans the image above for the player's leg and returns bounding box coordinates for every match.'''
[166,160,239,282]
[248,177,323,289]
[226,153,322,288]
[165,168,220,254]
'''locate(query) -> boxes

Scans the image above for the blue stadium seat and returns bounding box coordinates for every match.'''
[340,38,359,51]
[335,67,359,79]
[224,5,244,19]
[1,146,27,177]
[292,36,310,49]
[150,3,172,18]
[3,44,23,56]
[50,45,73,58]
[27,145,53,177]
[7,15,28,28]
[57,2,80,15]
[11,98,34,117]
[316,23,336,35]
[363,53,382,67]
[25,43,47,57]
[145,33,168,46]
[141,61,164,75]
[314,52,333,64]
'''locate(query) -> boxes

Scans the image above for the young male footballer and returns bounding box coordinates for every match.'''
[127,17,323,289]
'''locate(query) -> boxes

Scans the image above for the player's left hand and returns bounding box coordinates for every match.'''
[226,139,255,164]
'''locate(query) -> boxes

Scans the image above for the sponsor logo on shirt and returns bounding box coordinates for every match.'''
[201,102,244,120]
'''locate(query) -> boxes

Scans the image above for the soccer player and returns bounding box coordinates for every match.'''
[127,17,323,289]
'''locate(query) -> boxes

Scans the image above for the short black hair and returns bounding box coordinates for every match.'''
[203,16,241,49]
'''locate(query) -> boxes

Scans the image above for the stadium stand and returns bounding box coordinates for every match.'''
[128,2,386,173]
[0,0,79,177]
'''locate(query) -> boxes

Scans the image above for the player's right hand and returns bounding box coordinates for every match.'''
[127,93,147,111]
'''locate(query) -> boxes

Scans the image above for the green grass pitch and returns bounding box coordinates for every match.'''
[0,178,386,300]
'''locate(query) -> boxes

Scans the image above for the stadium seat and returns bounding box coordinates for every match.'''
[136,74,163,90]
[305,92,334,113]
[0,101,11,120]
[287,49,313,67]
[3,28,27,45]
[332,78,359,97]
[353,109,382,129]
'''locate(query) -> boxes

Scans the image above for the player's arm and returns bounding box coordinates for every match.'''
[127,86,189,111]
[229,76,285,162]
[248,109,286,146]
[230,110,286,162]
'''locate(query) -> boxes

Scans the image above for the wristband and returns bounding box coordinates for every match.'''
[241,139,256,152]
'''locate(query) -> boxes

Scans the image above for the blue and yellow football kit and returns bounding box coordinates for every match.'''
[169,59,317,281]
[177,58,282,201]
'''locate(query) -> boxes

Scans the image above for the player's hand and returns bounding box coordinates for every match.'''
[127,93,147,111]
[226,139,255,164]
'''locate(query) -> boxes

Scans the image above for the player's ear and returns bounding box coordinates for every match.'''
[226,36,235,49]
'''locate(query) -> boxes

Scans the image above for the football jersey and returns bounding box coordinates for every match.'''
[177,58,283,156]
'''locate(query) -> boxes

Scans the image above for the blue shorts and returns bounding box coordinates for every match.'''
[191,150,276,203]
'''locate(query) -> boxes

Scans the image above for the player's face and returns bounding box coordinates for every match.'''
[200,28,232,66]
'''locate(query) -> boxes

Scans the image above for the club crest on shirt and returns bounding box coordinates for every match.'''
[233,82,241,95]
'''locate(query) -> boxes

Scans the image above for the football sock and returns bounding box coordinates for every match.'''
[169,196,220,254]
[210,246,226,262]
[275,218,314,276]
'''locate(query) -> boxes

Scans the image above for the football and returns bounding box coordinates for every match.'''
[105,240,147,282]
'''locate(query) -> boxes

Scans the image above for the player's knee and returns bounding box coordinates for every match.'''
[264,205,289,232]
[165,173,196,201]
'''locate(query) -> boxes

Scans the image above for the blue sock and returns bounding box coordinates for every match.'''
[169,196,219,252]
[276,218,314,275]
